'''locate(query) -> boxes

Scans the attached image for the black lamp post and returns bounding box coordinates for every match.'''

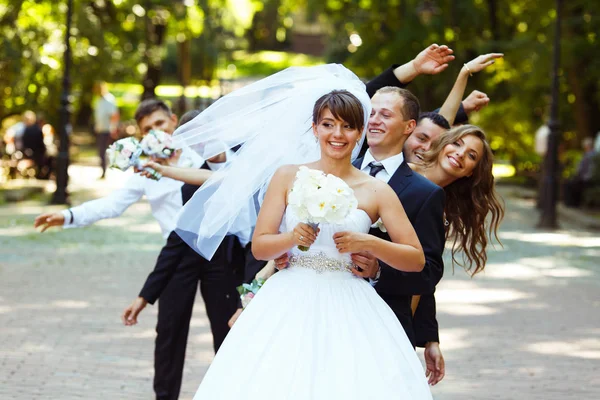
[538,0,562,229]
[51,0,73,205]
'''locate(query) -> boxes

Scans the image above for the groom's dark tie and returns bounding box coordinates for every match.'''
[368,161,385,177]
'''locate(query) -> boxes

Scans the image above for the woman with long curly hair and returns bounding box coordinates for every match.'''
[410,124,504,276]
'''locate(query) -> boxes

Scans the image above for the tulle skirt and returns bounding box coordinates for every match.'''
[194,265,432,400]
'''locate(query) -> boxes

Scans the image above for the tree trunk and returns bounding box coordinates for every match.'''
[563,3,600,141]
[141,8,168,100]
[487,0,499,41]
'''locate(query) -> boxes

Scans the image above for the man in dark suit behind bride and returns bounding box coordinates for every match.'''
[275,44,460,386]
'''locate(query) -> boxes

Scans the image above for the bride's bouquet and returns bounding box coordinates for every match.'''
[288,166,358,251]
[140,129,175,159]
[106,137,162,180]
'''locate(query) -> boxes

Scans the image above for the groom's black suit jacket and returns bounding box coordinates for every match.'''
[353,159,445,348]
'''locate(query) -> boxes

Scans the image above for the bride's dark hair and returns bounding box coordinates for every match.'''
[312,90,365,132]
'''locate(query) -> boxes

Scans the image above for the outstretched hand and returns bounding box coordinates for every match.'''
[34,212,65,232]
[412,44,455,75]
[464,53,504,75]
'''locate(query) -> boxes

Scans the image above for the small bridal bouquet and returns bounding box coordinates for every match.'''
[288,166,358,251]
[237,278,266,309]
[140,129,175,159]
[106,137,162,180]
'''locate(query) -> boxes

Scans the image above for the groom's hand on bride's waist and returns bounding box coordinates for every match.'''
[350,252,379,279]
[274,253,290,270]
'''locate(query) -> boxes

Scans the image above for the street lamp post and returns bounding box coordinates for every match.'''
[51,0,73,205]
[538,0,562,229]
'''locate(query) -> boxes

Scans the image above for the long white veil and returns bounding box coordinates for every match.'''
[172,64,371,260]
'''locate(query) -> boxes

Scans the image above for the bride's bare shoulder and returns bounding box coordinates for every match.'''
[275,164,301,175]
[270,164,301,186]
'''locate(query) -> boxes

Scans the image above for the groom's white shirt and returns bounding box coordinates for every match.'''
[359,150,404,183]
[60,147,208,238]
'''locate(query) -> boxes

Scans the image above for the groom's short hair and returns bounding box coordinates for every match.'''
[134,99,172,124]
[375,87,420,122]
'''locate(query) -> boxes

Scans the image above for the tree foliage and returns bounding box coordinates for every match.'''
[307,0,600,165]
[0,0,240,126]
[1,0,599,169]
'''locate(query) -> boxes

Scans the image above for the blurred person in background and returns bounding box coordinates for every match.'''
[21,110,47,178]
[564,137,597,208]
[93,81,119,178]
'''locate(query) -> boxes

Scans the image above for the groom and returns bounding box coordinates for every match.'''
[351,86,446,385]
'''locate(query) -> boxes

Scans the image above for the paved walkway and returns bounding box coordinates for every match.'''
[1,167,599,399]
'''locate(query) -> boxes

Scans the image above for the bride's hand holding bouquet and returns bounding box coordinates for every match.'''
[288,166,358,251]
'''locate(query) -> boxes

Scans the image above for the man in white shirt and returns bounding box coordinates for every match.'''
[34,100,243,400]
[354,87,447,386]
[93,81,120,179]
[34,99,202,236]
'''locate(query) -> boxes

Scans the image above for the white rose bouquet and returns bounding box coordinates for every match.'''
[106,137,162,180]
[140,129,175,159]
[288,166,358,251]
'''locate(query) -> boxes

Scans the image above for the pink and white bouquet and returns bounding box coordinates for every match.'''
[237,278,266,309]
[106,137,162,180]
[140,129,175,159]
[288,166,358,251]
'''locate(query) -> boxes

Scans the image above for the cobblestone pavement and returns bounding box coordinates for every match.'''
[1,167,599,399]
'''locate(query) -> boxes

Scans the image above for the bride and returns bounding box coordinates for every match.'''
[173,66,433,399]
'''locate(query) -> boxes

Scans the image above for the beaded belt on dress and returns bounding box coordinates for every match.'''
[288,252,354,274]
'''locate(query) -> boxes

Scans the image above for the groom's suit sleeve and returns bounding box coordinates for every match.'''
[413,293,439,346]
[365,65,468,124]
[366,65,408,97]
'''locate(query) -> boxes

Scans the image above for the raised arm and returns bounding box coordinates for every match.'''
[438,53,503,125]
[366,44,455,97]
[334,182,424,272]
[393,44,455,84]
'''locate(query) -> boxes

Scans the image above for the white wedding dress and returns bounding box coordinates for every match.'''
[193,206,433,400]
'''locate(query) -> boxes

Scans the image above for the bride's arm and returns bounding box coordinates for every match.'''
[141,161,213,185]
[376,184,424,271]
[252,165,312,260]
[334,182,424,272]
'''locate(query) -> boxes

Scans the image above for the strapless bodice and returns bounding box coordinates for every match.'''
[281,207,373,265]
